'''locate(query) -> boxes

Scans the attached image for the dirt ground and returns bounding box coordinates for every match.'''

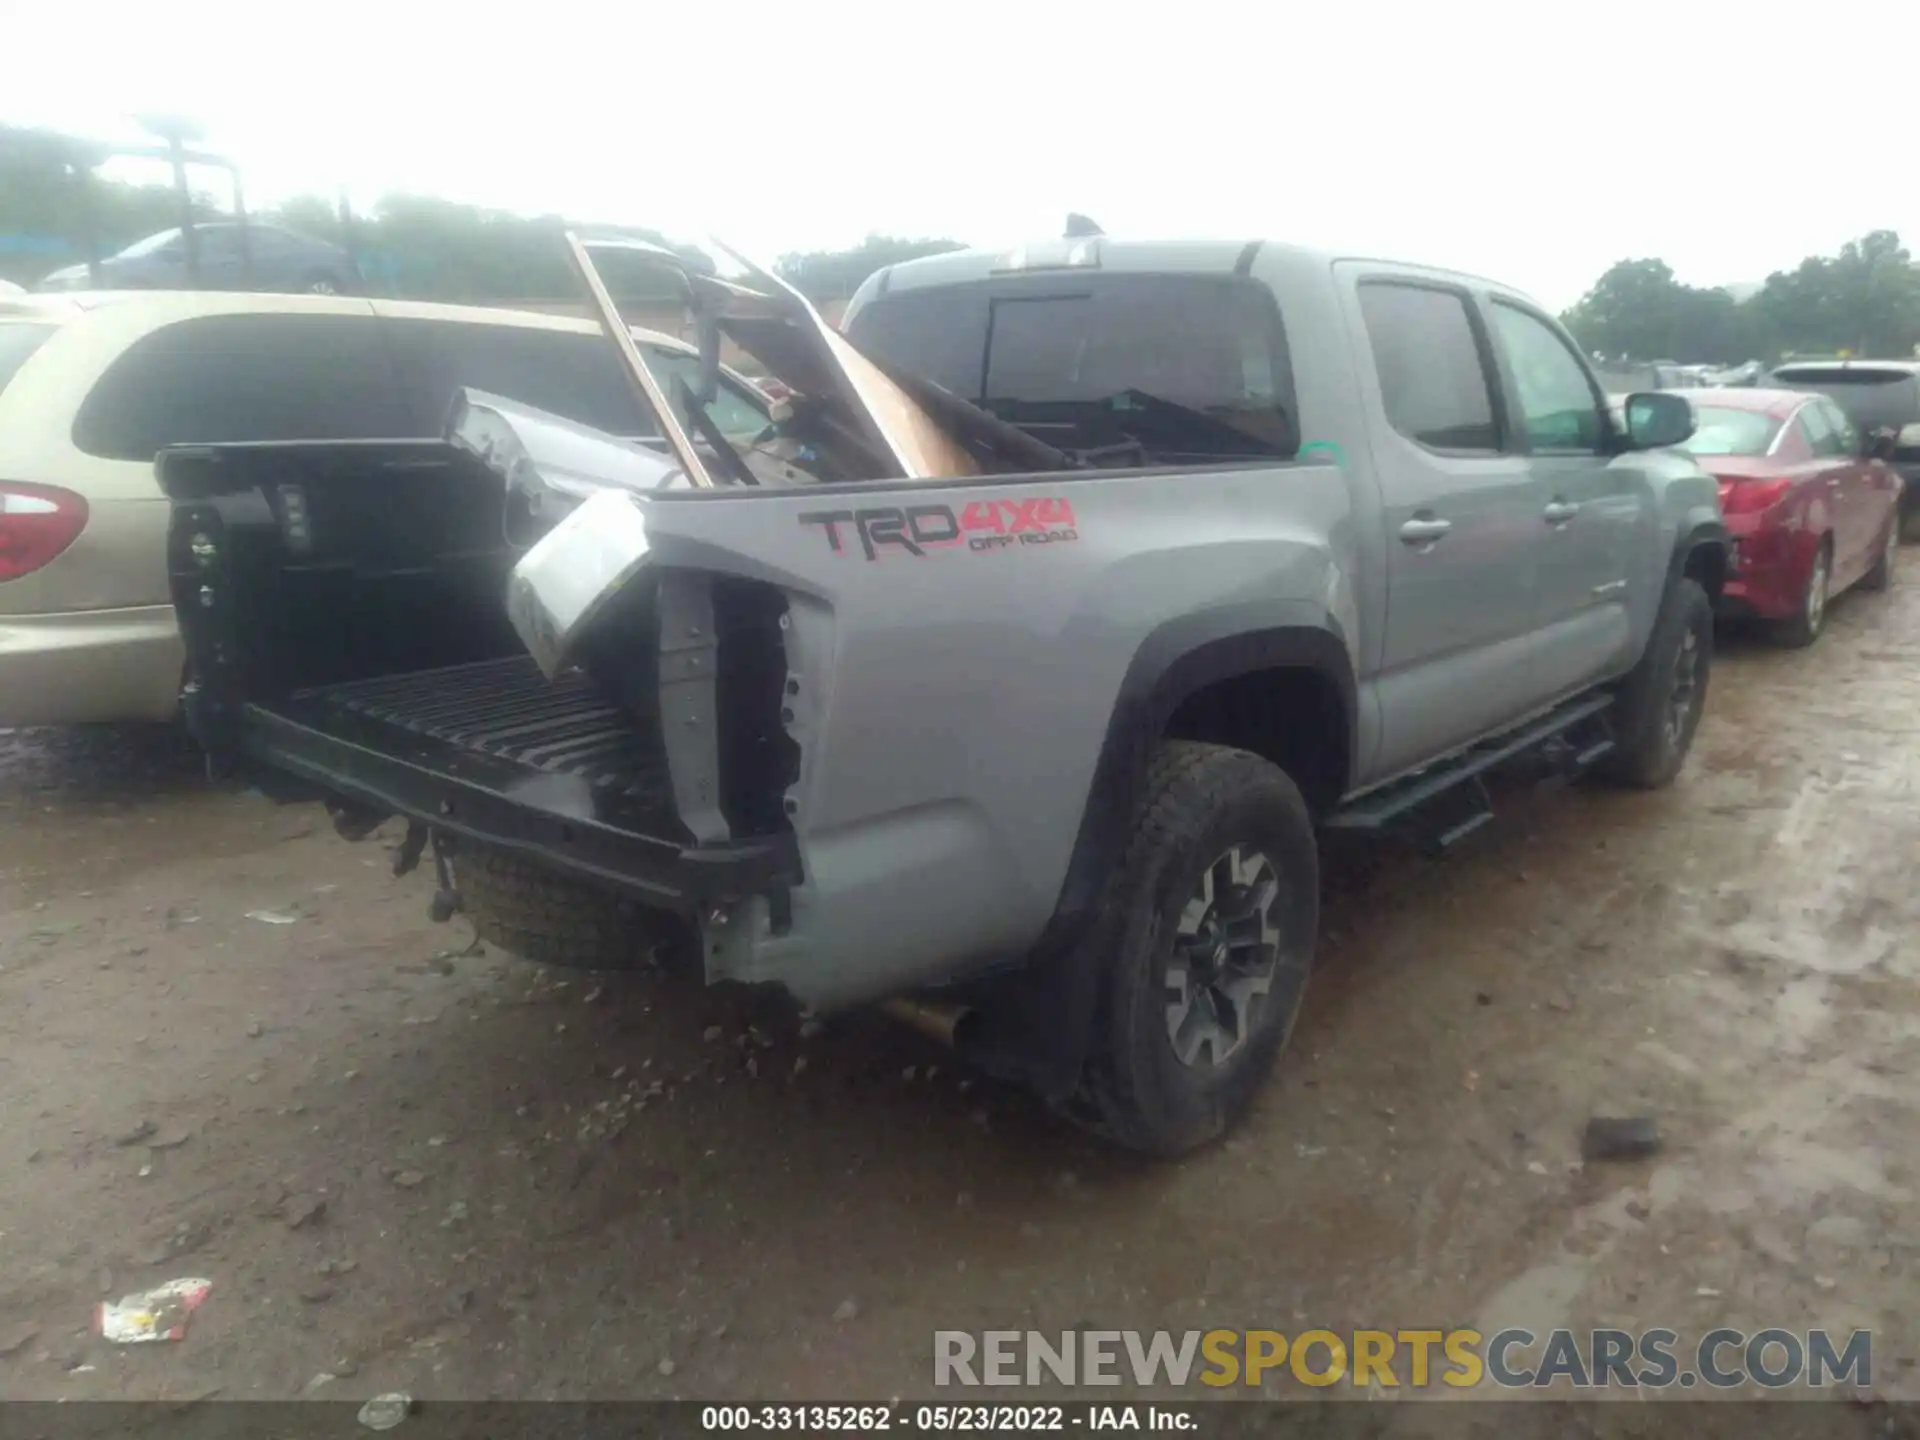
[2,577,1918,1415]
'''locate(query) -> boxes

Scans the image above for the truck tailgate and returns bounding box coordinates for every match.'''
[162,439,801,912]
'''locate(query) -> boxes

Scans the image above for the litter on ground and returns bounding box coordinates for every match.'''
[95,1278,213,1343]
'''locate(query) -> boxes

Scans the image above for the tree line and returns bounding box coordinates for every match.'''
[10,124,1914,349]
[1560,232,1920,365]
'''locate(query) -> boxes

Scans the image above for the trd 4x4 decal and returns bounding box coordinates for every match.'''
[799,498,1079,560]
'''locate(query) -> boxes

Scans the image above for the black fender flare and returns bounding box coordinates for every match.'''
[958,606,1356,1099]
[1668,518,1731,596]
[1053,609,1356,932]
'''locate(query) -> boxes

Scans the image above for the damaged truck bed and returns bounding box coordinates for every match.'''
[162,230,1726,1155]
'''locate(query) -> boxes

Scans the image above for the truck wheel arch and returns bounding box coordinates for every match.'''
[1673,520,1731,602]
[1056,612,1355,933]
[955,613,1355,1102]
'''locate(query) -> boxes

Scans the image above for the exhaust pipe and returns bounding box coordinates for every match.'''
[879,997,976,1050]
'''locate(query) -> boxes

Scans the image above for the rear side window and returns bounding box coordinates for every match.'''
[1819,398,1858,455]
[846,274,1297,459]
[1357,282,1500,451]
[72,313,414,463]
[1799,403,1846,458]
[0,322,55,396]
[384,319,655,437]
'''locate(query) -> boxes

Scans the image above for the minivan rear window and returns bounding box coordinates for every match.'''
[72,313,415,463]
[847,273,1297,460]
[69,311,764,466]
[0,323,55,397]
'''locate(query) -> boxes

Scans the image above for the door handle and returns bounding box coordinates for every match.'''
[1399,516,1452,545]
[1542,500,1581,524]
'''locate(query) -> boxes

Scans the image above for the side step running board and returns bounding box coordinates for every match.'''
[1326,692,1616,848]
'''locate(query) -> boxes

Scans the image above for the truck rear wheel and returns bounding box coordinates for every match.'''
[1597,576,1712,790]
[454,846,679,971]
[1070,742,1318,1157]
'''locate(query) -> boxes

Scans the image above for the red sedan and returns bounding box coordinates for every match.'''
[1676,388,1904,646]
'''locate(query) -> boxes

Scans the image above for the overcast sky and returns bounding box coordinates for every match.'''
[8,0,1914,312]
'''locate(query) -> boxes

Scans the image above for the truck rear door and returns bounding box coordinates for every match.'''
[1340,269,1544,776]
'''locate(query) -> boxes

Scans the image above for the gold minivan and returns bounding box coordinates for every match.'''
[0,290,768,728]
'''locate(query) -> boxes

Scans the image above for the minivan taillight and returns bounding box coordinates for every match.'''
[0,483,89,581]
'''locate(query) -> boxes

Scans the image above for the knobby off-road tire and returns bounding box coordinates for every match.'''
[1069,742,1319,1157]
[454,846,676,971]
[1597,577,1713,790]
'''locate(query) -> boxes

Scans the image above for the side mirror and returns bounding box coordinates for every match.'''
[1621,391,1695,451]
[1865,427,1899,463]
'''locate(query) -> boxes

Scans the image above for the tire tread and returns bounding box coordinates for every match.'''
[455,847,664,970]
[1597,577,1712,791]
[1070,742,1315,1154]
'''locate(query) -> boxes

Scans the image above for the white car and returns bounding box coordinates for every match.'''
[0,291,770,728]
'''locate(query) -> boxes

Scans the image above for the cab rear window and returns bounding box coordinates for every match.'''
[846,273,1297,460]
[0,323,55,396]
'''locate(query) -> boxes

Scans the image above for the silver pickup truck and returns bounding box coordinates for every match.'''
[160,233,1727,1155]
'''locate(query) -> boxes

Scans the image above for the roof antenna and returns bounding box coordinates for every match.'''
[1063,213,1104,239]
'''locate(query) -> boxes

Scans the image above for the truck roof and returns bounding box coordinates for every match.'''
[862,237,1508,299]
